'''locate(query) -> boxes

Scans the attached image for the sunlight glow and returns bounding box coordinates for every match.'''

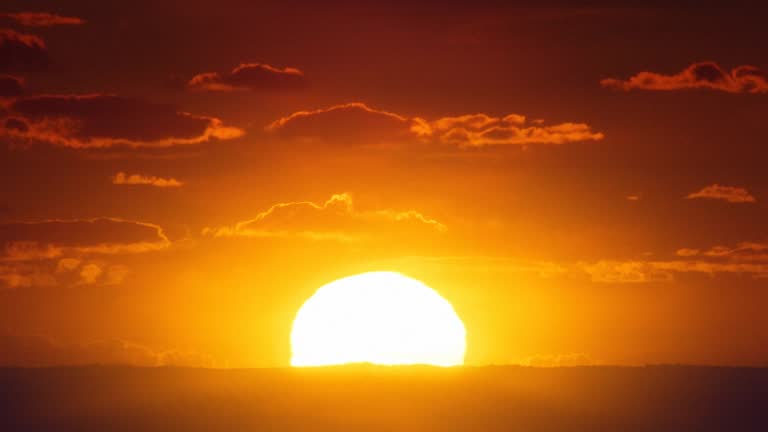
[291,272,466,367]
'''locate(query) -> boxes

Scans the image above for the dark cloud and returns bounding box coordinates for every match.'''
[601,61,768,94]
[731,65,768,93]
[3,116,26,131]
[186,63,306,92]
[0,12,85,27]
[0,74,22,97]
[0,29,48,72]
[266,102,414,146]
[0,217,170,260]
[1,94,244,148]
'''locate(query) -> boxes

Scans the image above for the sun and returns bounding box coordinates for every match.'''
[290,272,466,367]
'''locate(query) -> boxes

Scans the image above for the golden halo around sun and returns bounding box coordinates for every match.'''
[290,272,466,367]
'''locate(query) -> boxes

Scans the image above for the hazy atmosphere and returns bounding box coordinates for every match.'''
[2,1,768,431]
[3,0,768,369]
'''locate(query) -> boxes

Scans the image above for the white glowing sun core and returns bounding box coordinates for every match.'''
[290,272,466,367]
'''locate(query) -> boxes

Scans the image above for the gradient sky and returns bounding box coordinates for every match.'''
[1,0,767,368]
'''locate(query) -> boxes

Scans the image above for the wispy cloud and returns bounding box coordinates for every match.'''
[185,63,305,92]
[204,193,446,241]
[266,102,604,148]
[602,61,768,94]
[416,113,604,148]
[520,353,596,367]
[685,184,756,203]
[112,172,183,188]
[0,333,214,367]
[1,12,85,27]
[580,241,768,282]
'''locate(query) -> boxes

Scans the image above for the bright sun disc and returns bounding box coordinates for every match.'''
[291,272,466,367]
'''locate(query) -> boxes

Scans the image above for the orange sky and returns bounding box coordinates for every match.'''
[1,1,767,368]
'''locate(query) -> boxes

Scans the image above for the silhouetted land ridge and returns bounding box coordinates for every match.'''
[1,365,767,431]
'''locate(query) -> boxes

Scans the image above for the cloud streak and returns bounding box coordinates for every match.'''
[0,263,55,289]
[204,193,446,241]
[186,63,305,91]
[521,353,596,367]
[685,184,756,203]
[581,241,768,282]
[1,12,85,27]
[0,333,214,367]
[602,62,768,94]
[1,258,130,289]
[112,172,183,188]
[266,102,604,148]
[417,113,604,148]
